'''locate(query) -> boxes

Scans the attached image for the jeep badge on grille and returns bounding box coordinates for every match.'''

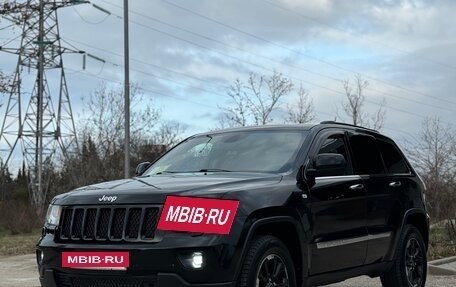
[98,195,117,202]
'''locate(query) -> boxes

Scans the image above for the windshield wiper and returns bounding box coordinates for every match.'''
[154,169,232,175]
[154,171,179,175]
[198,168,232,172]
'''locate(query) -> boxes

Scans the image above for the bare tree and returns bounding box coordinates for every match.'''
[155,121,185,148]
[0,71,10,107]
[81,82,160,157]
[406,118,456,224]
[72,82,186,182]
[219,79,250,128]
[286,86,315,124]
[248,71,294,125]
[0,71,8,90]
[342,75,386,130]
[219,71,294,127]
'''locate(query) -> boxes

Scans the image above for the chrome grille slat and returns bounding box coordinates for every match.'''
[58,205,160,242]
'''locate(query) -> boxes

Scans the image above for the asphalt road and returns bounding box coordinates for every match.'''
[1,254,455,287]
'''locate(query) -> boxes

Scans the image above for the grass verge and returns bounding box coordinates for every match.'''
[428,225,456,261]
[0,229,41,256]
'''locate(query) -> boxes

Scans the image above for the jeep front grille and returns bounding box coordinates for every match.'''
[59,205,161,242]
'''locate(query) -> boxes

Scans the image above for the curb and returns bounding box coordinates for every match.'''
[428,256,456,276]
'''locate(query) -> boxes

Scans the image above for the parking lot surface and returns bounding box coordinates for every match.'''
[1,254,455,287]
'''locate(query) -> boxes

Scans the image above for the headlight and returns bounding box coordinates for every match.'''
[44,205,62,229]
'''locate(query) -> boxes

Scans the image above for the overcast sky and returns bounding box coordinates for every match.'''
[1,0,456,150]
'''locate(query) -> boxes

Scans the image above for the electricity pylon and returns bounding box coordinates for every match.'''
[0,0,84,214]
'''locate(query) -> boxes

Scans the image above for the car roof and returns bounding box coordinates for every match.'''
[193,121,380,137]
[193,124,314,136]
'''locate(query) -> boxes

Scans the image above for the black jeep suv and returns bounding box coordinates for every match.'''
[37,122,429,287]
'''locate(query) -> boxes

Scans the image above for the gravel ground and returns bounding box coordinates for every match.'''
[326,275,456,287]
[0,254,38,287]
[0,254,455,287]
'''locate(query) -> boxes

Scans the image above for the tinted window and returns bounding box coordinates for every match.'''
[377,139,410,174]
[319,135,348,158]
[145,130,308,174]
[349,134,385,175]
[317,134,350,176]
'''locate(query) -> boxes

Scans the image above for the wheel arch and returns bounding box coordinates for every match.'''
[234,207,308,287]
[386,208,430,260]
[405,212,429,249]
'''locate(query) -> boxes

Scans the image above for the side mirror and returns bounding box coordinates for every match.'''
[135,162,151,176]
[314,153,347,177]
[304,166,317,187]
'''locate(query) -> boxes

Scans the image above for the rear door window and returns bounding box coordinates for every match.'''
[349,134,385,175]
[376,139,410,174]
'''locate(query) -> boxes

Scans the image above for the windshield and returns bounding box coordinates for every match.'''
[145,130,308,174]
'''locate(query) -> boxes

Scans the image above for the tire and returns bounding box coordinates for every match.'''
[381,225,427,287]
[238,235,296,287]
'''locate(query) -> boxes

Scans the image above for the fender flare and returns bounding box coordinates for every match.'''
[232,215,308,285]
[385,208,429,261]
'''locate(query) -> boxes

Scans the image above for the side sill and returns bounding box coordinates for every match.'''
[307,262,392,287]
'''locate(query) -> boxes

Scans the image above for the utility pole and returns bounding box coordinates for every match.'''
[0,0,83,215]
[37,0,45,207]
[124,0,130,178]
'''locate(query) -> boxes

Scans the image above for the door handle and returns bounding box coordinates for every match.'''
[389,181,402,187]
[349,184,364,190]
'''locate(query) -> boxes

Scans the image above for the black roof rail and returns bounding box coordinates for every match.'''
[319,121,379,133]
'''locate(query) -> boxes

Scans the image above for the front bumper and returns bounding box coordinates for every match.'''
[37,232,240,287]
[39,269,233,287]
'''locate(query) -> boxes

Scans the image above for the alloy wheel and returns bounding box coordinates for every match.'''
[404,238,425,287]
[256,254,289,287]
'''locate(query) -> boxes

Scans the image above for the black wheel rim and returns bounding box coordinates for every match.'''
[256,254,289,287]
[405,238,424,287]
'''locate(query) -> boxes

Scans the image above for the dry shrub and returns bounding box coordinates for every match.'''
[446,219,456,240]
[0,200,42,235]
[428,224,456,260]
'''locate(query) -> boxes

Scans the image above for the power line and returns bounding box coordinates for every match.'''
[59,4,456,127]
[0,23,15,30]
[61,34,456,127]
[0,33,22,47]
[93,0,456,114]
[72,6,110,25]
[62,37,230,92]
[69,67,422,142]
[160,0,456,107]
[65,44,230,99]
[261,0,456,71]
[106,56,456,126]
[61,36,225,89]
[65,67,219,109]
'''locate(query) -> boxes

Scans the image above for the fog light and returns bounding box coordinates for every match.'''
[191,252,204,269]
[179,251,205,269]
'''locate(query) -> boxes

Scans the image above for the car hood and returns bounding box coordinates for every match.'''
[52,172,282,205]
